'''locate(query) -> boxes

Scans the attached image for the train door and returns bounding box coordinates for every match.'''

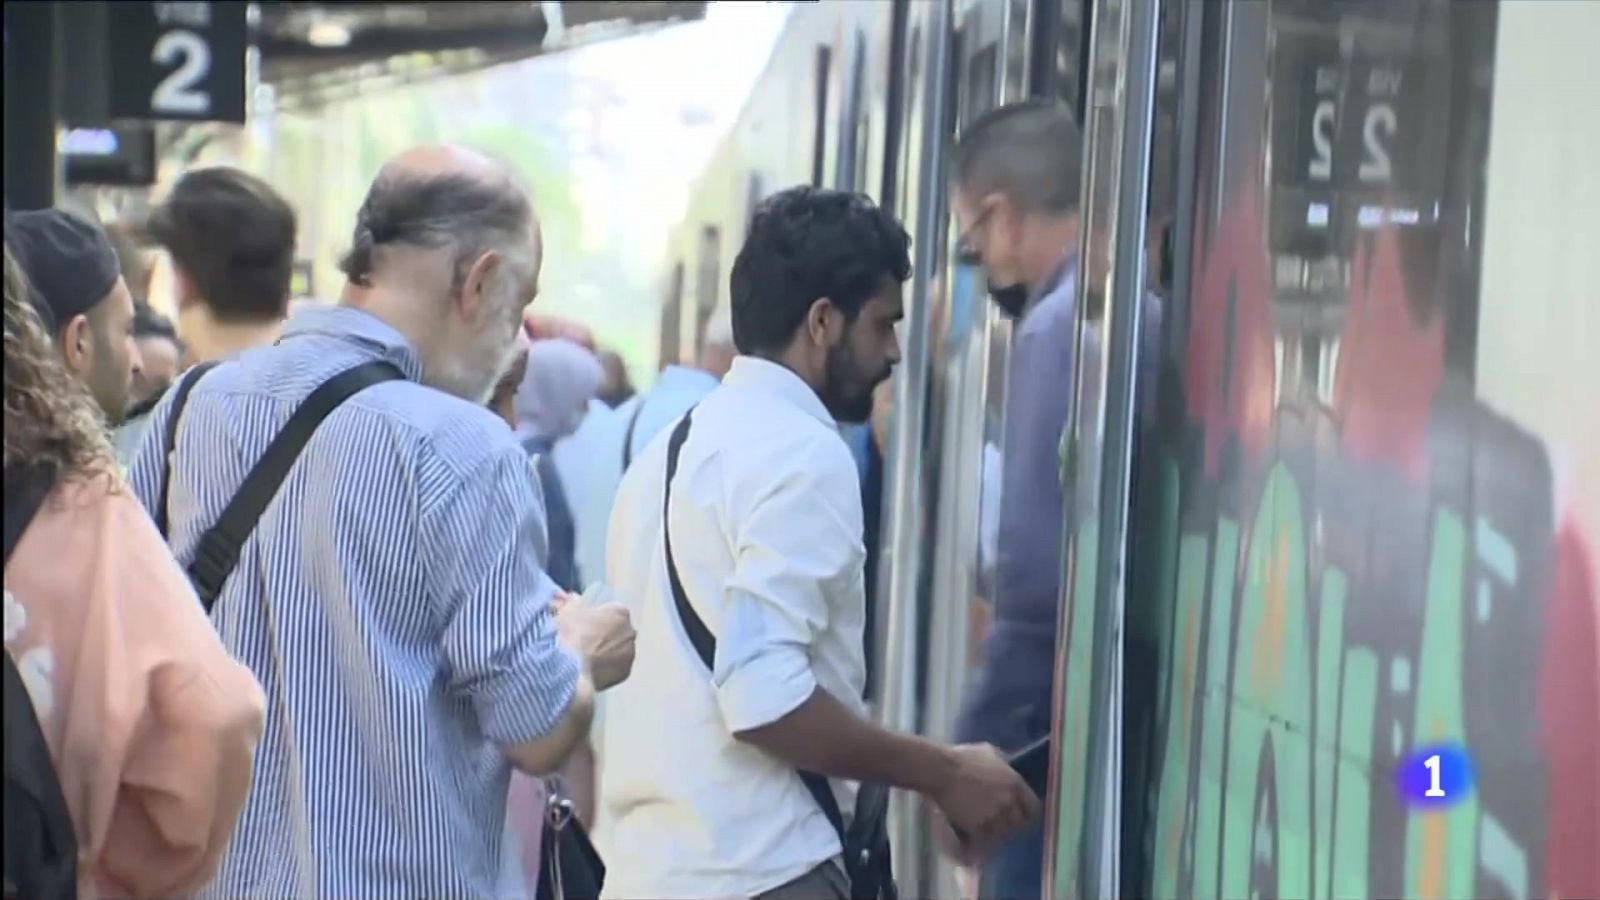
[1088,0,1600,897]
[902,0,1018,894]
[907,0,1101,895]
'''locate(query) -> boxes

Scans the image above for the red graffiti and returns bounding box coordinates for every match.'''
[1331,225,1444,482]
[1183,175,1276,475]
[1537,519,1600,900]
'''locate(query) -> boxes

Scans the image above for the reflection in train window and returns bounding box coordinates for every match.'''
[744,172,765,235]
[880,0,911,211]
[963,43,999,125]
[660,261,684,368]
[694,226,720,357]
[836,31,867,192]
[812,44,834,188]
[1056,0,1088,116]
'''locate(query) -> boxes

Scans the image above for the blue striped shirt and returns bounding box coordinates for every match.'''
[128,305,581,897]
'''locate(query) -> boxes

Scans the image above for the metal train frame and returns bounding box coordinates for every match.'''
[661,0,1600,897]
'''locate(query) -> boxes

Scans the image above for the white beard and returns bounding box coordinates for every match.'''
[423,313,520,405]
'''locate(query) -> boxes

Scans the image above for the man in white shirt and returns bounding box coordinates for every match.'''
[602,186,1038,899]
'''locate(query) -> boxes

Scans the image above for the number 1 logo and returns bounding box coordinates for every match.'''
[1397,744,1473,809]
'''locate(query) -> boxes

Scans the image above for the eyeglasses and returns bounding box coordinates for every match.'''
[955,205,993,266]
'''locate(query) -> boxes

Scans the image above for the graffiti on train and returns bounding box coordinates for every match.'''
[1137,181,1600,899]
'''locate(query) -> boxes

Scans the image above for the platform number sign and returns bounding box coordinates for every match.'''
[107,2,247,124]
[1301,59,1407,189]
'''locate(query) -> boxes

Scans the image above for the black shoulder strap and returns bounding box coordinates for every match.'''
[157,360,222,538]
[621,398,647,471]
[186,359,404,609]
[661,411,849,843]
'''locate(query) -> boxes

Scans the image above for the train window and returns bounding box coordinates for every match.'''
[835,31,867,192]
[660,261,684,368]
[694,226,720,357]
[1059,0,1088,117]
[963,43,999,124]
[743,171,765,234]
[879,0,910,211]
[1026,0,1060,98]
[811,45,833,188]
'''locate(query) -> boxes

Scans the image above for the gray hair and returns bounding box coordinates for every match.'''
[952,100,1083,216]
[339,169,533,291]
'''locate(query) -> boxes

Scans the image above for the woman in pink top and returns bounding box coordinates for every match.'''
[2,244,266,898]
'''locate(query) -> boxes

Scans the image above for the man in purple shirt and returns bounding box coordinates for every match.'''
[949,100,1161,898]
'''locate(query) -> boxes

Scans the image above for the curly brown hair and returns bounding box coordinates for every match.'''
[3,241,114,490]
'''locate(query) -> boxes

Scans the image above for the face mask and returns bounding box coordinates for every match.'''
[988,279,1030,319]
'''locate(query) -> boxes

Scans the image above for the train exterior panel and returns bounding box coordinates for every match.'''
[665,0,1600,896]
[659,0,897,369]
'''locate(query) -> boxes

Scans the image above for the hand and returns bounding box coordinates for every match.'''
[554,596,636,691]
[953,861,981,900]
[928,743,1040,856]
[932,812,978,867]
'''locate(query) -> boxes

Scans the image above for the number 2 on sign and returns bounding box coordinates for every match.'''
[1424,753,1446,797]
[151,30,212,115]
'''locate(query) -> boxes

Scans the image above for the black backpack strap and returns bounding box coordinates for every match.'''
[156,360,222,538]
[187,359,404,610]
[660,411,850,844]
[621,397,647,471]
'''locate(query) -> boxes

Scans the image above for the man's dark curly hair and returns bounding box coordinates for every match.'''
[730,186,911,356]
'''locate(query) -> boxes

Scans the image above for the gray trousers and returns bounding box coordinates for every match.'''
[755,860,850,900]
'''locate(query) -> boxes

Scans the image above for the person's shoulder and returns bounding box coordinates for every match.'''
[1025,276,1078,336]
[25,465,130,533]
[8,466,191,615]
[361,384,527,483]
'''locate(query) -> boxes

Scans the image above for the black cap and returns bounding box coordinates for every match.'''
[4,209,121,331]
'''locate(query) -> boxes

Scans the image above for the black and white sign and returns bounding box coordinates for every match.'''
[106,1,247,124]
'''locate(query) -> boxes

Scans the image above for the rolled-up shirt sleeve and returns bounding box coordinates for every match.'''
[425,446,582,746]
[713,432,865,733]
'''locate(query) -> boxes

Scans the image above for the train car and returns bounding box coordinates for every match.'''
[661,0,1600,897]
[657,1,901,370]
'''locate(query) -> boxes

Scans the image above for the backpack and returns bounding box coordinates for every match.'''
[3,464,78,900]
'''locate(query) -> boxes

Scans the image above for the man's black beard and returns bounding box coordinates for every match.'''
[124,383,173,421]
[819,342,883,424]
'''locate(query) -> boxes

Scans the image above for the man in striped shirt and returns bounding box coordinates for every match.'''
[129,145,635,896]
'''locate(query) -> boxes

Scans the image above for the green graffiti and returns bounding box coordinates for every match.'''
[1479,812,1528,898]
[1193,517,1240,899]
[1151,531,1211,899]
[1053,520,1100,898]
[1332,647,1377,899]
[1314,569,1347,899]
[1087,429,1549,900]
[1403,510,1478,899]
[1150,459,1186,721]
[1223,464,1313,899]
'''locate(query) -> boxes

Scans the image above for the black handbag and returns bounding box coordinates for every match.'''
[662,411,898,900]
[536,778,605,900]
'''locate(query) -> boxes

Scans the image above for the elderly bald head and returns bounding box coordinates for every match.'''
[341,145,540,292]
[341,145,544,404]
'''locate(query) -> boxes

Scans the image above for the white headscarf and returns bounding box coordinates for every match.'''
[514,338,605,442]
